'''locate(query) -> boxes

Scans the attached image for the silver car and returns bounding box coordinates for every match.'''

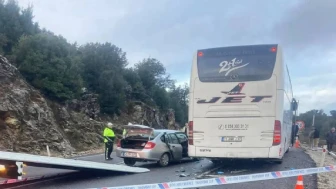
[116,124,190,167]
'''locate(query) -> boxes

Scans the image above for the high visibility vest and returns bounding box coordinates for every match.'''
[123,129,126,135]
[103,127,115,143]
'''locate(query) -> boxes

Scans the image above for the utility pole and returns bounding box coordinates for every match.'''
[312,110,318,127]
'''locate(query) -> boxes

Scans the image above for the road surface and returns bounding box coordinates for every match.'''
[2,148,317,189]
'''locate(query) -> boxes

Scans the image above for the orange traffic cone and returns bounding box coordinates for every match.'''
[294,175,304,189]
[294,137,300,148]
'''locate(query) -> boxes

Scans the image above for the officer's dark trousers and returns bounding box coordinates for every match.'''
[105,142,113,159]
[327,142,333,152]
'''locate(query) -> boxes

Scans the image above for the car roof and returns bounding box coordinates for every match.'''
[122,125,184,134]
[122,124,151,129]
[155,129,183,133]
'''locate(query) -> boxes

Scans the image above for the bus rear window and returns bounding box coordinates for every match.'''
[197,45,277,82]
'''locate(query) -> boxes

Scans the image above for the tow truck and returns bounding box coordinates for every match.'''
[0,151,149,179]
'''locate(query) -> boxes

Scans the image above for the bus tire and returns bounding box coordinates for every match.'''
[285,147,289,153]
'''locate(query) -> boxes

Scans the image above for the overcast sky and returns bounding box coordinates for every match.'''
[19,0,336,114]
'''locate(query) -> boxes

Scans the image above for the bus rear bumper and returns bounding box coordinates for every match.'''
[189,146,282,159]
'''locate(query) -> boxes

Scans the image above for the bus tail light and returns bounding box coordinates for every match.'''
[188,121,194,145]
[272,120,281,146]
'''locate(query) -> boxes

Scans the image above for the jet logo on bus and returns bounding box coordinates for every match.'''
[221,83,245,95]
[219,58,249,76]
[196,83,272,104]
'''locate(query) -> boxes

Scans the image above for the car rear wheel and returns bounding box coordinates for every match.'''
[158,153,170,167]
[124,158,136,166]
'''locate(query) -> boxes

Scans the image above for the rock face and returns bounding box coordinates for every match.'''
[126,102,179,130]
[0,55,179,155]
[0,56,105,155]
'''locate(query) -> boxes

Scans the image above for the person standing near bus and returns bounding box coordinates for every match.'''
[313,128,320,150]
[291,123,299,146]
[326,127,336,152]
[308,127,315,149]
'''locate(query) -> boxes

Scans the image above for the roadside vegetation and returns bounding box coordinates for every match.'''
[0,0,188,125]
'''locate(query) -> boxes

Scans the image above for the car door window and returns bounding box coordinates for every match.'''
[176,133,188,143]
[168,134,179,144]
[163,134,171,143]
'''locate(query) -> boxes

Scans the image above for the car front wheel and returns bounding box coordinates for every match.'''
[158,153,170,167]
[124,158,136,166]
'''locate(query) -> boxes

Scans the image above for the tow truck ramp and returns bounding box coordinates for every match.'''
[0,151,149,179]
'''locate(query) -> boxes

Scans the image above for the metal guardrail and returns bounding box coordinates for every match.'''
[328,151,336,159]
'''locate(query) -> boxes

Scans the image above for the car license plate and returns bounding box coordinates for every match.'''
[122,152,137,157]
[221,136,242,142]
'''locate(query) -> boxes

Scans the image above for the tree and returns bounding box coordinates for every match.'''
[98,70,127,115]
[78,43,128,114]
[168,83,189,124]
[135,58,173,91]
[123,68,147,102]
[0,0,192,125]
[0,0,39,55]
[13,32,83,101]
[79,43,128,92]
[152,86,170,111]
[330,110,336,119]
[297,109,336,139]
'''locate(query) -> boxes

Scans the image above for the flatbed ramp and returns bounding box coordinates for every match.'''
[0,151,149,173]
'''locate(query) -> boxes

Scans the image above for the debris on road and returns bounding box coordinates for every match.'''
[230,169,248,174]
[204,174,222,178]
[195,165,223,179]
[179,173,190,177]
[176,167,186,172]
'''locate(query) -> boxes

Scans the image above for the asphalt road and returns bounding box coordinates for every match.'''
[2,147,317,189]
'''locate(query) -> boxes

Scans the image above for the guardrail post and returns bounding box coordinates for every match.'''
[319,145,327,167]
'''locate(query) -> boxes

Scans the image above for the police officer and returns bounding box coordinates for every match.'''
[103,122,115,160]
[123,122,132,138]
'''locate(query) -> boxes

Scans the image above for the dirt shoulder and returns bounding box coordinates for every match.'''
[301,144,336,189]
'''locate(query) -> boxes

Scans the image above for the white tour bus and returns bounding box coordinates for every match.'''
[187,44,296,163]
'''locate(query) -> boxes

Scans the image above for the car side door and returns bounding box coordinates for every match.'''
[167,133,183,160]
[176,132,188,157]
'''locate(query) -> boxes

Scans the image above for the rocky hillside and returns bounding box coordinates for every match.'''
[0,56,178,156]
